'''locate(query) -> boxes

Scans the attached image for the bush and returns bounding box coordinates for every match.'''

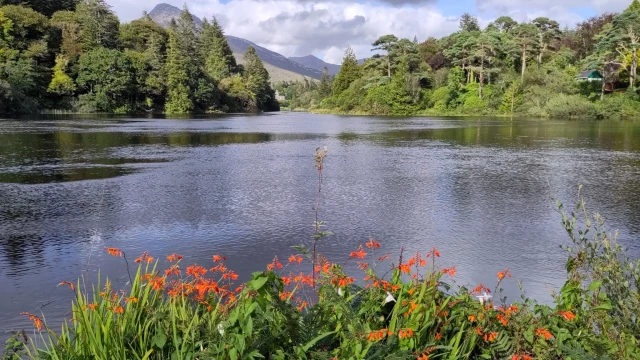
[595,93,640,119]
[544,94,596,119]
[429,86,450,110]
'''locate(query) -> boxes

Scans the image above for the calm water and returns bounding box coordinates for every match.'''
[1,113,640,336]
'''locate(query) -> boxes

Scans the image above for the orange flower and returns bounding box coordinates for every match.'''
[350,246,367,259]
[149,276,165,290]
[167,254,183,262]
[431,248,441,257]
[357,262,369,270]
[398,328,414,339]
[282,276,291,286]
[86,303,98,311]
[20,312,43,332]
[186,265,207,278]
[399,264,412,274]
[125,297,138,304]
[512,355,533,360]
[441,267,456,276]
[484,332,498,342]
[497,268,511,281]
[106,248,123,257]
[165,266,181,277]
[135,251,154,264]
[475,327,483,336]
[367,329,388,342]
[366,239,381,249]
[279,291,291,301]
[407,288,416,296]
[418,257,427,267]
[535,328,553,340]
[378,254,391,261]
[434,332,442,341]
[468,315,476,322]
[113,306,124,314]
[558,310,576,321]
[212,255,226,262]
[58,281,75,291]
[496,313,508,326]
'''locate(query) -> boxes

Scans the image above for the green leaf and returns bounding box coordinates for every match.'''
[302,331,336,352]
[152,333,166,349]
[593,302,612,311]
[250,276,269,290]
[587,281,602,292]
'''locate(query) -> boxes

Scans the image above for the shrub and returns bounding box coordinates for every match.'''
[544,94,596,119]
[595,94,640,119]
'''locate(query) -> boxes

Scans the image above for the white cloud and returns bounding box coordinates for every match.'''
[105,0,621,64]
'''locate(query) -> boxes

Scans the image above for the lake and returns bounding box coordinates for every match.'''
[1,113,640,337]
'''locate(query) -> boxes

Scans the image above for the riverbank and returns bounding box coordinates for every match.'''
[4,195,639,360]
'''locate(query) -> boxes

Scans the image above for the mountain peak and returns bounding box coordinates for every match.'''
[148,3,203,28]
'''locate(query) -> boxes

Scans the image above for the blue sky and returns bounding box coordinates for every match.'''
[107,0,630,63]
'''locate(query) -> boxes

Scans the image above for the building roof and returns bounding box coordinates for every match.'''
[577,70,602,79]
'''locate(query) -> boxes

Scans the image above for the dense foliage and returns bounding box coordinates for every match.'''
[279,1,640,119]
[0,1,279,114]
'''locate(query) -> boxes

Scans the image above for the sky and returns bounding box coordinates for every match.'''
[106,0,633,64]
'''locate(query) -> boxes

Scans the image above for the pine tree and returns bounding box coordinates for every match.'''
[332,47,361,95]
[318,66,332,98]
[201,17,238,81]
[165,20,193,114]
[243,46,275,111]
[75,0,120,50]
[595,0,640,89]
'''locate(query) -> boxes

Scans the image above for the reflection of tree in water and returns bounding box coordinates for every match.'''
[0,234,46,276]
[370,120,640,152]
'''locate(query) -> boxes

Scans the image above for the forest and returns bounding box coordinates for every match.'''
[0,0,279,114]
[278,0,640,119]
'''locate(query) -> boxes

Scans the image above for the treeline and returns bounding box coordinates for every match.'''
[0,0,279,114]
[279,0,640,119]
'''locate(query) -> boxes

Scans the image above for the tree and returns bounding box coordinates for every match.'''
[594,1,640,90]
[372,34,398,77]
[50,10,82,60]
[466,29,500,98]
[75,0,120,50]
[459,12,480,32]
[76,47,134,111]
[201,17,237,81]
[510,23,539,79]
[164,6,204,114]
[48,54,75,95]
[165,22,193,114]
[533,17,561,69]
[575,13,616,59]
[332,47,361,95]
[120,16,168,108]
[243,46,277,111]
[0,0,78,17]
[318,66,332,99]
[494,16,518,33]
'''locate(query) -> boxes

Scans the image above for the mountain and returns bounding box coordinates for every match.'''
[148,3,202,28]
[147,3,322,81]
[225,36,323,80]
[288,55,340,76]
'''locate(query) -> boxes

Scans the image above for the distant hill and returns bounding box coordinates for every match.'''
[289,55,340,76]
[148,3,203,28]
[147,3,322,81]
[225,36,323,80]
